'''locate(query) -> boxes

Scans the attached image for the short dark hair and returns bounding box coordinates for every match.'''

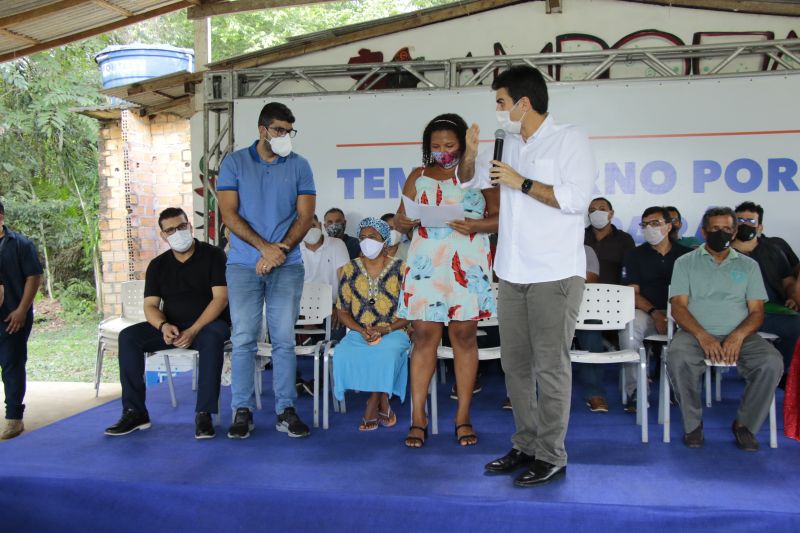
[324,207,344,218]
[421,113,468,167]
[642,206,672,222]
[664,205,681,222]
[158,207,188,230]
[734,201,764,225]
[258,102,295,129]
[491,66,549,114]
[701,207,737,231]
[0,200,4,215]
[590,197,613,211]
[380,213,395,223]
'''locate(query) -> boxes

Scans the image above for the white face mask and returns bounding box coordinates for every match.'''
[643,226,666,246]
[496,101,525,134]
[304,227,323,244]
[388,230,403,247]
[360,238,384,260]
[167,229,193,253]
[589,210,611,230]
[268,133,292,157]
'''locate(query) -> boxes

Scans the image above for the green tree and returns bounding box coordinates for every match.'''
[0,39,106,308]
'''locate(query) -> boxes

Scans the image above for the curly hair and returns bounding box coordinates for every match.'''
[421,113,468,167]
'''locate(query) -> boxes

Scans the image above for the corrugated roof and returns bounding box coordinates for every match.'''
[0,0,190,64]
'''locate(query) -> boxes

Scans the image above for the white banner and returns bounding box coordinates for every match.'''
[232,73,800,253]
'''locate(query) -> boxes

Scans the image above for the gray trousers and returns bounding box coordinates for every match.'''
[619,309,659,397]
[498,276,584,467]
[667,329,783,434]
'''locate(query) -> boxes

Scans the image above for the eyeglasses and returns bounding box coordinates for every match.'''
[268,126,297,138]
[639,219,665,229]
[162,222,190,235]
[736,217,758,226]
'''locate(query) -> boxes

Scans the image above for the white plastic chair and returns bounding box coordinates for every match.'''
[94,280,146,397]
[254,282,332,427]
[569,284,649,443]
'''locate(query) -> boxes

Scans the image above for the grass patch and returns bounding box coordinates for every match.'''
[27,319,118,383]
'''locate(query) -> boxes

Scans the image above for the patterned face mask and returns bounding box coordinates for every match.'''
[431,150,461,169]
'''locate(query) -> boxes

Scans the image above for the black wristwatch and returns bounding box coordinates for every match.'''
[646,308,657,316]
[520,178,533,195]
[158,320,168,332]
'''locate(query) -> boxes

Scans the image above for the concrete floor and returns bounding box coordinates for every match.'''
[0,382,121,440]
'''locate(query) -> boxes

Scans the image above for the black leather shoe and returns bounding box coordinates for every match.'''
[683,422,704,448]
[514,460,566,487]
[732,420,759,451]
[484,448,536,473]
[104,409,151,436]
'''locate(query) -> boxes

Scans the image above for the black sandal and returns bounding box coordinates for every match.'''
[455,423,477,446]
[405,425,427,448]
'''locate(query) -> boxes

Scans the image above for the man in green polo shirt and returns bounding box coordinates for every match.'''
[668,206,783,451]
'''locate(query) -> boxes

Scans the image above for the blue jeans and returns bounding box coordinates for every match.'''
[761,313,800,372]
[573,330,607,400]
[227,263,304,414]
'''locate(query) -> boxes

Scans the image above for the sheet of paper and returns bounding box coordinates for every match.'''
[402,195,465,228]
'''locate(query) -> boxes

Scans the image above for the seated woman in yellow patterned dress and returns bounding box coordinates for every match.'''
[333,217,410,431]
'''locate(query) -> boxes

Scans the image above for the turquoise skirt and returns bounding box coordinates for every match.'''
[332,330,410,402]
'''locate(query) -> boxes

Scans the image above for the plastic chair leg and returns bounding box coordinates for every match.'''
[313,351,320,428]
[439,359,446,384]
[769,395,778,449]
[638,347,648,443]
[94,339,105,398]
[715,367,722,402]
[192,354,199,392]
[619,367,626,405]
[431,367,438,436]
[323,351,330,429]
[704,367,712,407]
[163,353,177,408]
[254,365,262,411]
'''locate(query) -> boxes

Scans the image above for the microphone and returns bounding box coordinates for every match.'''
[491,129,505,186]
[493,129,505,163]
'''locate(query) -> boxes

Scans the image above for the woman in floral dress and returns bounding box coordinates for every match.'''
[395,114,499,447]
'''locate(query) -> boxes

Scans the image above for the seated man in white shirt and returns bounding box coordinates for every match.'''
[301,215,350,300]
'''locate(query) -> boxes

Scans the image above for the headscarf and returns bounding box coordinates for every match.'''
[358,217,390,242]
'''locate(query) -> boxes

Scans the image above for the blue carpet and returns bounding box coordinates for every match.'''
[1,360,798,532]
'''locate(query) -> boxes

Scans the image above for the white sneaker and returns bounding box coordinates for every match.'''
[1,419,24,440]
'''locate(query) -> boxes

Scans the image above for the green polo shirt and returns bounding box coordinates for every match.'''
[669,246,767,336]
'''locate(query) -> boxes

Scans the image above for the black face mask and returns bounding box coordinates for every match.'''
[736,225,757,242]
[706,230,733,252]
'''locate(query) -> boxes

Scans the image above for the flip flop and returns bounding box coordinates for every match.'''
[359,418,379,431]
[378,408,397,428]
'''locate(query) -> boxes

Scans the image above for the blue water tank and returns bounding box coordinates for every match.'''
[95,45,194,89]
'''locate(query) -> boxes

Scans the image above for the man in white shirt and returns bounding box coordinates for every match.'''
[459,66,595,487]
[300,215,350,301]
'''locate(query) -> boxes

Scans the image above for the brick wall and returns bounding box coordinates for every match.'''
[98,110,193,317]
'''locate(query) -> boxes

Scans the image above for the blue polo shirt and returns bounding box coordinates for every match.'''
[0,226,43,322]
[218,141,316,267]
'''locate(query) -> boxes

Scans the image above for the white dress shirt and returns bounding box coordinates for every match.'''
[461,115,596,284]
[300,234,350,299]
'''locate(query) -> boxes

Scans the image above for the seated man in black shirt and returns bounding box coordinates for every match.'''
[733,201,800,381]
[105,207,229,439]
[620,206,690,410]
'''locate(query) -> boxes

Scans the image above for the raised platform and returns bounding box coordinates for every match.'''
[1,363,798,532]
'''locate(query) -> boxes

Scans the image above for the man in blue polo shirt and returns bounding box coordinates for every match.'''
[218,102,316,439]
[0,202,43,440]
